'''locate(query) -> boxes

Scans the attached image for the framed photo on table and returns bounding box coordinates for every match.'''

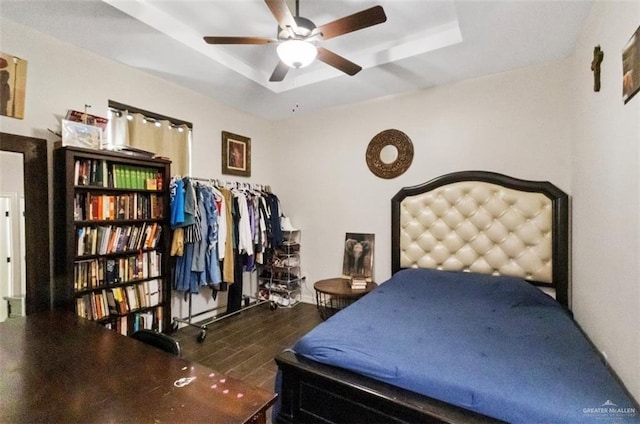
[222,131,251,177]
[341,233,375,282]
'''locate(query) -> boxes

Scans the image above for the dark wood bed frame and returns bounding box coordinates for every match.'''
[274,170,570,424]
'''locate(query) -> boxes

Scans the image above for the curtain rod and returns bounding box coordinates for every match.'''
[109,100,193,129]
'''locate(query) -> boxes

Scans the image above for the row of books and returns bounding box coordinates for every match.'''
[76,222,162,256]
[103,306,165,336]
[74,251,162,291]
[74,158,162,190]
[75,279,162,322]
[74,192,164,221]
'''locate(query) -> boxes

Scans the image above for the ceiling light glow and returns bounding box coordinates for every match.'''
[277,40,317,68]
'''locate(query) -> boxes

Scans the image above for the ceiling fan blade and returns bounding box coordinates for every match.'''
[269,60,290,82]
[316,47,362,76]
[264,0,298,32]
[318,5,387,40]
[204,36,274,45]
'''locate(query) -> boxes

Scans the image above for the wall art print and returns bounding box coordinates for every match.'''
[0,52,27,119]
[623,25,640,104]
[221,131,251,177]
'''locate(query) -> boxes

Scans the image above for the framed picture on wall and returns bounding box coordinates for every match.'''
[222,131,251,177]
[622,25,640,104]
[0,52,27,119]
[341,233,375,282]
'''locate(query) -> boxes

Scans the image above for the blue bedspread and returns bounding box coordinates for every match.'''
[294,269,639,423]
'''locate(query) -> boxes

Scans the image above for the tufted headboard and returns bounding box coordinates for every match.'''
[391,171,570,308]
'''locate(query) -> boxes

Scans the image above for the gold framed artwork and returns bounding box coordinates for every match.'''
[222,131,251,177]
[0,52,27,119]
[623,25,640,104]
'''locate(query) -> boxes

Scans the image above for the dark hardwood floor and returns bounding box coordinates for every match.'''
[173,301,323,393]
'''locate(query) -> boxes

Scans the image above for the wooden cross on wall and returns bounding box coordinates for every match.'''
[591,45,604,92]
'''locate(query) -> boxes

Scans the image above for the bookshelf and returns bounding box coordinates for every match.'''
[54,146,171,335]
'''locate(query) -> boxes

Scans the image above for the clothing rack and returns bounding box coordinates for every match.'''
[183,176,272,193]
[170,175,276,342]
[172,275,266,343]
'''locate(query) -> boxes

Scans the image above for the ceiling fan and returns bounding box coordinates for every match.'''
[203,0,387,82]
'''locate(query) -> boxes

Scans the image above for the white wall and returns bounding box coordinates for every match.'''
[0,18,275,324]
[274,60,573,303]
[570,1,640,401]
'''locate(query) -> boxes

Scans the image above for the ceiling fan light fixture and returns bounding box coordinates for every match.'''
[277,40,317,68]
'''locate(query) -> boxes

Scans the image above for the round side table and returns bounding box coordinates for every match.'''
[314,277,377,320]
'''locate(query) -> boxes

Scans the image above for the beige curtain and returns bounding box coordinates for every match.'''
[107,110,190,176]
[106,109,129,147]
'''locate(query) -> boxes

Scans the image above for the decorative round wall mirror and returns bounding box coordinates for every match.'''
[365,129,413,179]
[379,145,398,164]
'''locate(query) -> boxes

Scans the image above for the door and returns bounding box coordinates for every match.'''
[19,196,25,295]
[0,195,13,321]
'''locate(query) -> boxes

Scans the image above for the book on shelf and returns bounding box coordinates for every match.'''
[118,315,128,336]
[125,285,139,311]
[75,291,110,321]
[93,292,102,319]
[73,158,160,190]
[75,223,162,257]
[65,109,108,130]
[104,258,118,285]
[146,279,160,306]
[74,259,92,290]
[77,278,161,314]
[136,284,147,309]
[77,289,164,335]
[156,306,164,333]
[106,290,118,315]
[112,286,129,314]
[75,193,163,221]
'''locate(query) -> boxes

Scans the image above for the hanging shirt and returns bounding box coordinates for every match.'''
[202,186,222,286]
[267,193,283,247]
[235,190,254,256]
[170,227,184,256]
[170,178,185,228]
[213,187,227,261]
[182,178,201,242]
[191,185,208,278]
[219,187,235,284]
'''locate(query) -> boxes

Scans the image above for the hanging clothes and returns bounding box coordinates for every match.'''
[219,187,235,284]
[170,178,185,228]
[201,184,222,288]
[267,193,283,247]
[234,189,253,256]
[169,177,283,298]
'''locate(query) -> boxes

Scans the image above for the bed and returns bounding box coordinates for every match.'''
[274,170,640,423]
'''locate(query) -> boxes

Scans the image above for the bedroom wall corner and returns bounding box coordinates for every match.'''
[570,1,640,402]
